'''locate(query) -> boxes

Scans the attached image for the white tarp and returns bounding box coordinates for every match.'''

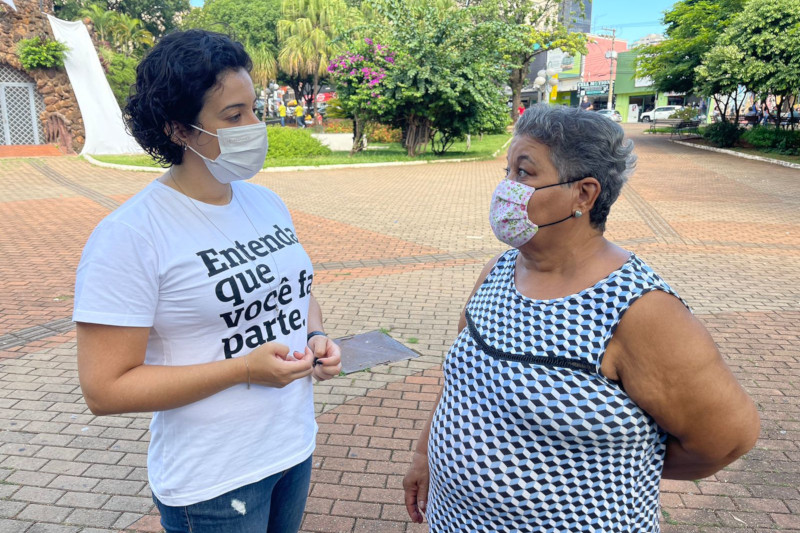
[47,15,143,155]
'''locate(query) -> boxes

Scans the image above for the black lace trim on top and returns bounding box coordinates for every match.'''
[464,309,595,373]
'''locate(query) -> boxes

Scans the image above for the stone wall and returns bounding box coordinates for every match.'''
[0,0,87,153]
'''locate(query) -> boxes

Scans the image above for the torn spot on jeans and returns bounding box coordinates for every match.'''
[231,499,246,515]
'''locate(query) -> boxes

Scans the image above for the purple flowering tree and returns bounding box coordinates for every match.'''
[328,38,395,154]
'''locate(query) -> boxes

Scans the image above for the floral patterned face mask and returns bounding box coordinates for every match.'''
[489,177,586,248]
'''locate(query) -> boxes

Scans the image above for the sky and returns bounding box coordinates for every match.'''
[187,0,677,43]
[590,0,675,44]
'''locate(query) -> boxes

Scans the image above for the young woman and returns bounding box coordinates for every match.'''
[73,30,341,532]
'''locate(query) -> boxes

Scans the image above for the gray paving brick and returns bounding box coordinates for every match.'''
[5,470,57,487]
[55,491,110,509]
[34,446,81,461]
[0,519,33,533]
[63,508,120,528]
[65,437,115,451]
[11,485,65,504]
[27,433,73,447]
[0,442,41,457]
[40,459,89,476]
[92,479,146,496]
[25,524,81,533]
[0,499,27,518]
[113,511,145,530]
[74,450,123,465]
[102,495,153,514]
[47,475,100,492]
[0,455,47,470]
[82,464,132,479]
[17,502,72,522]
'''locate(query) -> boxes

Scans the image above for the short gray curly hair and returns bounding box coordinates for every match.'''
[515,104,636,232]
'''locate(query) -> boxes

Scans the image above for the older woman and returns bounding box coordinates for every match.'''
[403,104,759,532]
[74,30,341,532]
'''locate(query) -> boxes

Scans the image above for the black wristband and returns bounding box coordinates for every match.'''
[307,330,327,342]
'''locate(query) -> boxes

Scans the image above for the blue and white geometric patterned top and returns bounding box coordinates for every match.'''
[427,249,684,532]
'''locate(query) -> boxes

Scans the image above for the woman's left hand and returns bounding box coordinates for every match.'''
[308,335,342,381]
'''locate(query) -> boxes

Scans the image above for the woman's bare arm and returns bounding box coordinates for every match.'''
[606,291,760,479]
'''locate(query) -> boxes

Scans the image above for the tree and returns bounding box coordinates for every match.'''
[711,0,800,128]
[277,0,359,114]
[79,3,117,44]
[471,0,587,123]
[355,0,509,156]
[247,42,278,121]
[328,39,394,153]
[111,13,155,57]
[181,0,282,56]
[109,0,189,37]
[635,0,744,96]
[694,44,746,124]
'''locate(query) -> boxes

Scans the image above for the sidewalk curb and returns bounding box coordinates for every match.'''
[82,137,512,174]
[671,140,800,170]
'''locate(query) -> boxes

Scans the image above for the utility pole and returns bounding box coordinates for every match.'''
[602,27,617,110]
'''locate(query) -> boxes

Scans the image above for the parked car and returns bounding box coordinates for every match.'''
[639,105,684,122]
[596,109,622,122]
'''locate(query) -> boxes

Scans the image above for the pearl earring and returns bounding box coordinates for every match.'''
[574,210,583,218]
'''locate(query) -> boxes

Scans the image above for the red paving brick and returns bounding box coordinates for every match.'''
[0,128,799,531]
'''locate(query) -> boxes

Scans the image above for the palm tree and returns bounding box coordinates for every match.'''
[79,4,117,45]
[111,13,154,57]
[246,42,278,121]
[277,0,359,114]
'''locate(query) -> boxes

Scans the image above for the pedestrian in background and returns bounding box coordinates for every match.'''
[279,101,287,127]
[75,29,342,533]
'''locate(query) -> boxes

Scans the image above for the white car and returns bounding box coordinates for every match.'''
[639,105,683,122]
[596,109,622,122]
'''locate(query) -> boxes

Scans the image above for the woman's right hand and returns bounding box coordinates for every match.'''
[403,450,430,523]
[246,342,314,388]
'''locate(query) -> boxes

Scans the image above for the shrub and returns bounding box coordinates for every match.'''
[266,126,331,159]
[16,36,69,70]
[740,126,800,155]
[702,121,742,148]
[366,123,402,143]
[323,119,353,134]
[98,47,138,108]
[670,107,700,120]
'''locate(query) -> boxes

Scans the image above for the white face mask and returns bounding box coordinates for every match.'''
[187,122,268,184]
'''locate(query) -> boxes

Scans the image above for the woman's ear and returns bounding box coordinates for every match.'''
[576,177,601,214]
[164,121,191,148]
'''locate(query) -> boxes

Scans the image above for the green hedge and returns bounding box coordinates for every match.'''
[702,122,742,148]
[266,126,331,159]
[740,126,800,155]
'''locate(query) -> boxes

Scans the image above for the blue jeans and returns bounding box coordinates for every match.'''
[280,116,285,127]
[153,456,312,533]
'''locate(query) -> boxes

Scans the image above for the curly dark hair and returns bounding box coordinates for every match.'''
[123,30,253,166]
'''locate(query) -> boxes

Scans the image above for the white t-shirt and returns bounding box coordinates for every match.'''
[73,180,316,506]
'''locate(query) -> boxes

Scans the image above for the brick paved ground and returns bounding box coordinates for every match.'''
[0,123,798,532]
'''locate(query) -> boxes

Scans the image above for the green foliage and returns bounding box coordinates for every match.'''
[16,37,69,70]
[366,123,401,143]
[711,0,800,106]
[181,0,281,56]
[265,126,332,158]
[98,47,138,107]
[58,0,188,38]
[702,122,742,148]
[740,126,800,155]
[636,0,744,95]
[352,0,511,155]
[670,108,700,120]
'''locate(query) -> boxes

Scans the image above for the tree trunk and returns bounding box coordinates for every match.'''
[405,113,431,157]
[509,66,526,124]
[312,72,320,116]
[350,117,366,155]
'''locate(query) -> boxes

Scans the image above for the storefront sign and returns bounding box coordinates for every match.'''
[577,81,609,95]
